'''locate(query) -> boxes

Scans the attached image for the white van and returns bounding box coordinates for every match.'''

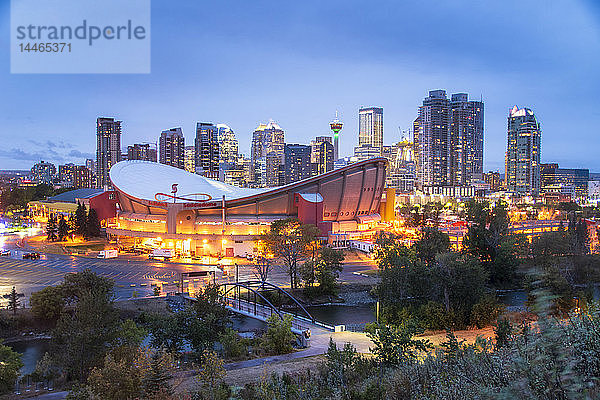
[97,249,118,259]
[149,248,175,260]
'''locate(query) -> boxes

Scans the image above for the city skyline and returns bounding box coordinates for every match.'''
[0,1,599,172]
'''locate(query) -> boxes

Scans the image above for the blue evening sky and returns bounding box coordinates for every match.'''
[0,0,599,172]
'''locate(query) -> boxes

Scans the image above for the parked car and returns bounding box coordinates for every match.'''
[23,252,40,259]
[0,250,10,256]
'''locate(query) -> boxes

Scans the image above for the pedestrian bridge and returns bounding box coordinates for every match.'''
[218,281,337,335]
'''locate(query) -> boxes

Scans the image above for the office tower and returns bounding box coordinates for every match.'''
[450,93,484,186]
[330,112,343,161]
[184,145,195,173]
[217,124,238,166]
[540,163,589,199]
[58,163,76,186]
[250,120,285,187]
[354,144,381,161]
[127,143,157,162]
[385,140,416,192]
[73,165,93,189]
[96,117,122,189]
[505,106,542,196]
[358,107,383,155]
[85,158,96,188]
[195,123,219,179]
[310,136,334,175]
[31,161,56,184]
[483,171,502,191]
[159,128,185,170]
[413,90,451,188]
[284,144,312,184]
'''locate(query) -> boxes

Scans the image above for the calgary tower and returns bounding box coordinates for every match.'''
[329,111,343,161]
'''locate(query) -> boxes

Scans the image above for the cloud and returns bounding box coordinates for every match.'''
[28,139,74,150]
[0,148,65,163]
[67,150,94,159]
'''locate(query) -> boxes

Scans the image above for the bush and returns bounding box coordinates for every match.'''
[470,294,505,328]
[218,328,249,360]
[261,314,295,355]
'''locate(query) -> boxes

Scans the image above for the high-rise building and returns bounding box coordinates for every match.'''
[310,136,334,175]
[483,171,502,191]
[354,144,381,161]
[96,117,122,189]
[250,120,285,187]
[540,163,589,199]
[414,90,451,188]
[195,123,219,179]
[184,145,195,174]
[385,140,415,192]
[127,143,157,162]
[85,158,96,188]
[217,124,238,166]
[358,107,383,155]
[284,144,312,184]
[159,128,185,170]
[449,93,484,186]
[505,106,542,196]
[414,90,484,189]
[31,161,56,184]
[58,163,76,186]
[73,165,93,189]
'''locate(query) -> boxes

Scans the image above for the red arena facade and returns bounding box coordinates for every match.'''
[107,158,388,257]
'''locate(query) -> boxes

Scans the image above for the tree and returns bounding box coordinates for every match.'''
[313,247,345,295]
[0,341,23,395]
[494,317,513,349]
[30,285,65,323]
[186,284,230,354]
[367,320,432,366]
[46,214,58,241]
[57,215,70,241]
[7,286,19,316]
[145,312,188,354]
[86,208,101,238]
[261,314,295,355]
[193,350,227,400]
[414,226,450,266]
[74,202,87,237]
[262,218,319,289]
[252,256,272,283]
[142,350,175,398]
[51,271,119,381]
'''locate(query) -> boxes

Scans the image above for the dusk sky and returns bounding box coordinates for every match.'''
[0,0,599,172]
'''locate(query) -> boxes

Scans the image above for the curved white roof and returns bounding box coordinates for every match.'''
[110,161,264,202]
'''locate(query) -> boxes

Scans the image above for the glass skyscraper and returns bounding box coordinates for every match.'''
[505,106,541,196]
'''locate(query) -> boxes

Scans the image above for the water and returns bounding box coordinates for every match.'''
[304,304,376,326]
[6,338,50,375]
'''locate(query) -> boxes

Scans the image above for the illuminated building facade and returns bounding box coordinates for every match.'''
[250,120,285,187]
[96,117,122,189]
[505,106,541,196]
[540,163,589,200]
[31,160,56,184]
[195,123,219,179]
[128,143,157,162]
[358,107,383,155]
[159,128,185,170]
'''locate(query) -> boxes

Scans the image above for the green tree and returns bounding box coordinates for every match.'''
[367,320,432,366]
[312,247,345,295]
[46,214,58,241]
[74,202,87,237]
[87,353,144,400]
[30,285,65,324]
[145,312,188,353]
[51,271,119,381]
[186,284,230,354]
[57,215,70,241]
[7,286,19,316]
[414,226,450,266]
[0,341,23,394]
[193,350,227,400]
[142,350,175,398]
[261,314,295,355]
[494,317,513,348]
[262,218,319,289]
[86,208,101,238]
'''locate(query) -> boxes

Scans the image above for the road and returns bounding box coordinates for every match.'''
[0,235,377,304]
